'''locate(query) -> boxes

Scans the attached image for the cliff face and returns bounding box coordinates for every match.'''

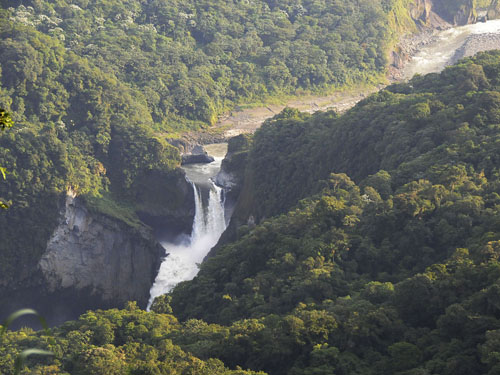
[0,190,168,327]
[488,0,500,19]
[215,135,252,207]
[409,0,477,27]
[135,169,195,238]
[38,191,163,306]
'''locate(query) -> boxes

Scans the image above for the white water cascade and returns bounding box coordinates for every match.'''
[147,145,227,309]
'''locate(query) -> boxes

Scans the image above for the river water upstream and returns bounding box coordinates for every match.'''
[404,19,500,79]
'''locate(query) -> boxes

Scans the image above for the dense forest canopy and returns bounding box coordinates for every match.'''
[3,0,400,127]
[2,51,500,375]
[0,0,491,283]
[0,0,419,284]
[2,0,500,374]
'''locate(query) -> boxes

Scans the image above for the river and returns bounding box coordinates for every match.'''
[404,19,500,79]
[148,19,500,308]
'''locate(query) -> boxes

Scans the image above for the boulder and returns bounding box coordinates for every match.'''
[182,153,215,164]
[181,145,215,165]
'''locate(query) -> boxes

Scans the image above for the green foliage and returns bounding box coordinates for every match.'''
[233,52,500,222]
[0,108,13,130]
[1,309,53,375]
[165,52,500,374]
[0,306,265,375]
[0,16,181,283]
[0,107,13,209]
[3,0,401,125]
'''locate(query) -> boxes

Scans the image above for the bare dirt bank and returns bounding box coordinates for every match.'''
[217,87,382,138]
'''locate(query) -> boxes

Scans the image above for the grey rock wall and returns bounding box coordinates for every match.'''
[38,191,163,307]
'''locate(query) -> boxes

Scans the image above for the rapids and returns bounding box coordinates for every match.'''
[404,19,500,79]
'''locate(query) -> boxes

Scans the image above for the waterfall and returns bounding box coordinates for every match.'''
[147,179,226,310]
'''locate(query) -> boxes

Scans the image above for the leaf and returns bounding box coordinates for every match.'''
[0,308,50,337]
[0,167,7,180]
[14,349,54,374]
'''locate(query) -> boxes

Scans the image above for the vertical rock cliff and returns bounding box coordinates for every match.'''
[409,0,477,27]
[39,191,163,306]
[0,169,195,326]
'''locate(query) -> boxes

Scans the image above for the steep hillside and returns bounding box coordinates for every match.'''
[1,2,500,373]
[165,52,500,374]
[227,51,500,223]
[2,51,500,375]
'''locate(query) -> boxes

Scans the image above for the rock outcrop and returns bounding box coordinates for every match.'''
[389,0,481,80]
[488,0,500,19]
[39,191,163,307]
[181,145,215,165]
[409,0,476,27]
[410,0,449,28]
[0,189,173,327]
[208,135,252,254]
[135,168,195,238]
[215,135,251,206]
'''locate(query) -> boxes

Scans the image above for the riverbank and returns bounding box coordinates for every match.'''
[188,31,442,141]
[217,86,383,138]
[185,19,500,143]
[451,32,500,64]
[388,28,444,81]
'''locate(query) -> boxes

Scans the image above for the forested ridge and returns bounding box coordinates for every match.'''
[0,0,417,285]
[170,52,500,374]
[2,0,500,374]
[0,0,489,283]
[2,51,500,375]
[3,0,403,126]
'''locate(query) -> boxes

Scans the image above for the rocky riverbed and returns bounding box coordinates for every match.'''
[388,29,443,81]
[450,32,500,64]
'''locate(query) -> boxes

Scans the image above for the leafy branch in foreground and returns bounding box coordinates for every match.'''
[1,309,54,374]
[0,109,13,131]
[0,108,12,209]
